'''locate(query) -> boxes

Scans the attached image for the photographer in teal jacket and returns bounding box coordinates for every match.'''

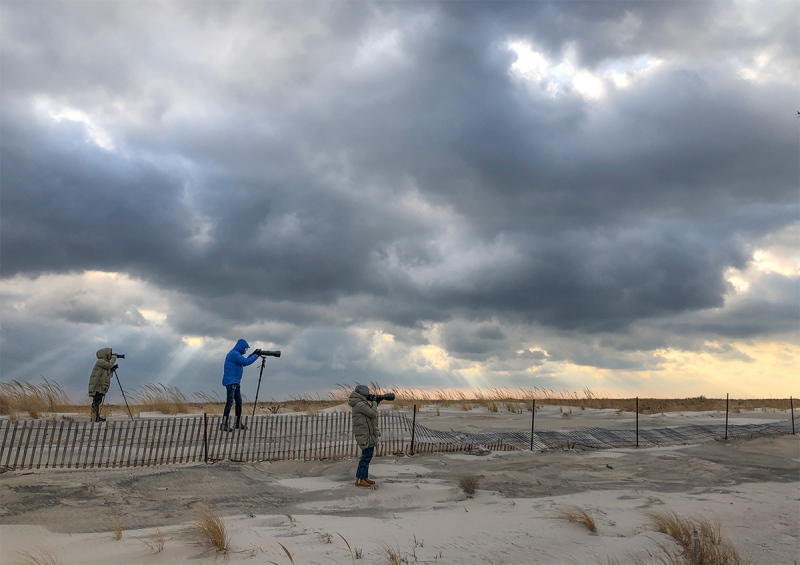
[220,339,260,431]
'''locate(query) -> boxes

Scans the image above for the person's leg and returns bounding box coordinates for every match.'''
[96,393,106,421]
[221,385,235,430]
[355,446,374,486]
[91,393,104,422]
[233,385,246,429]
[362,445,375,484]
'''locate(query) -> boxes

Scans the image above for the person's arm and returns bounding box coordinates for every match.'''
[96,356,117,370]
[228,351,256,366]
[353,400,378,419]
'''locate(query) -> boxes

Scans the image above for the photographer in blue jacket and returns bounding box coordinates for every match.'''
[220,339,260,431]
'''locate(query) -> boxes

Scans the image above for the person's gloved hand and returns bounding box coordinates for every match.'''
[252,349,263,356]
[112,364,119,370]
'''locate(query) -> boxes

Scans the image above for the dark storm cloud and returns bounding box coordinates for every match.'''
[1,1,797,397]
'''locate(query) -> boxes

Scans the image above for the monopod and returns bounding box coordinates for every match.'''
[251,351,281,417]
[112,368,134,420]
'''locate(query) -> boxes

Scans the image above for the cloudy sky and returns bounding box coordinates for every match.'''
[1,1,797,403]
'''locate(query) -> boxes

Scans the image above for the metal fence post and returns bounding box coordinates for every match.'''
[725,393,729,440]
[635,397,639,448]
[791,396,795,435]
[410,404,417,456]
[203,413,208,463]
[530,399,535,451]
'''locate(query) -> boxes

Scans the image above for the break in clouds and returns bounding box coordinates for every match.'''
[0,1,797,400]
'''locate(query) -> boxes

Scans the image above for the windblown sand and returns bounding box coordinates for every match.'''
[1,407,798,564]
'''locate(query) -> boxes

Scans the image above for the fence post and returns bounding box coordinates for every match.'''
[791,397,795,435]
[203,413,208,463]
[725,393,729,440]
[635,397,639,448]
[530,399,535,451]
[410,405,417,456]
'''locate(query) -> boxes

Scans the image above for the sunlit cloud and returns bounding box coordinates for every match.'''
[33,97,115,150]
[723,223,799,297]
[507,40,661,100]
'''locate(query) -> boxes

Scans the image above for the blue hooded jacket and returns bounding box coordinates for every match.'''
[222,339,259,386]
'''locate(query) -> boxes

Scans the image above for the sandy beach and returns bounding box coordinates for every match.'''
[1,407,798,564]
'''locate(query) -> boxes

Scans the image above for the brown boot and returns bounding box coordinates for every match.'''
[354,478,371,488]
[363,477,375,485]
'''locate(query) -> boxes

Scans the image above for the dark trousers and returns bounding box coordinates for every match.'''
[91,393,105,420]
[356,446,374,479]
[222,384,242,423]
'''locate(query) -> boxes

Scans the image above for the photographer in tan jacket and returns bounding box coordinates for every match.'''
[88,348,118,422]
[349,384,380,487]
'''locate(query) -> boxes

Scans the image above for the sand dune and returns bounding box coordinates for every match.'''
[1,407,797,564]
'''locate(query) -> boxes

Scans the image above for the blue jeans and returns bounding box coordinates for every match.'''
[222,384,242,421]
[356,446,374,479]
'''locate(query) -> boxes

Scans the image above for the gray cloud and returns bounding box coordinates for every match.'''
[1,1,797,399]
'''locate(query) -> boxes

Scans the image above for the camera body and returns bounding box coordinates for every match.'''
[114,353,126,359]
[365,393,395,403]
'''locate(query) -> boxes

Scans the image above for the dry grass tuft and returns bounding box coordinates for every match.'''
[553,505,597,533]
[111,517,123,540]
[458,475,480,497]
[486,550,506,565]
[140,528,167,554]
[189,509,230,552]
[648,511,749,565]
[379,540,405,565]
[277,542,295,563]
[338,533,363,563]
[15,548,62,565]
[130,384,190,414]
[0,379,71,418]
[193,391,222,414]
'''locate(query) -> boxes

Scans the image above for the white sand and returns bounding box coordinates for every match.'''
[1,408,798,564]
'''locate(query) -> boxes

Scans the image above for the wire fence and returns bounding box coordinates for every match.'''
[0,411,795,472]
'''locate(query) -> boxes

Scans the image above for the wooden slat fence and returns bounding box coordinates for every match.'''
[0,411,418,471]
[2,413,792,472]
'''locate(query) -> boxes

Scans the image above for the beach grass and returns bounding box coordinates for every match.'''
[1,380,795,419]
[0,379,71,418]
[647,510,749,564]
[378,540,404,565]
[140,528,167,554]
[458,475,481,497]
[553,505,597,533]
[189,509,230,552]
[111,517,123,540]
[15,548,62,565]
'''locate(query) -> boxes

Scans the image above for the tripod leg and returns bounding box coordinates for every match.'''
[113,369,134,420]
[252,356,267,417]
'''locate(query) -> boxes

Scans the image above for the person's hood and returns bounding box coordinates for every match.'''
[96,348,113,360]
[348,390,367,407]
[233,339,249,353]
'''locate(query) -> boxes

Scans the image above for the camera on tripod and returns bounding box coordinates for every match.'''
[365,393,395,403]
[253,349,281,358]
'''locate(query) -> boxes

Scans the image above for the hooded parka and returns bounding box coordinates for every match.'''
[222,339,259,386]
[349,390,380,449]
[88,348,117,396]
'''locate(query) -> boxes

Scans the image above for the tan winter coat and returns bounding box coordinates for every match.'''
[88,348,117,396]
[349,391,380,449]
